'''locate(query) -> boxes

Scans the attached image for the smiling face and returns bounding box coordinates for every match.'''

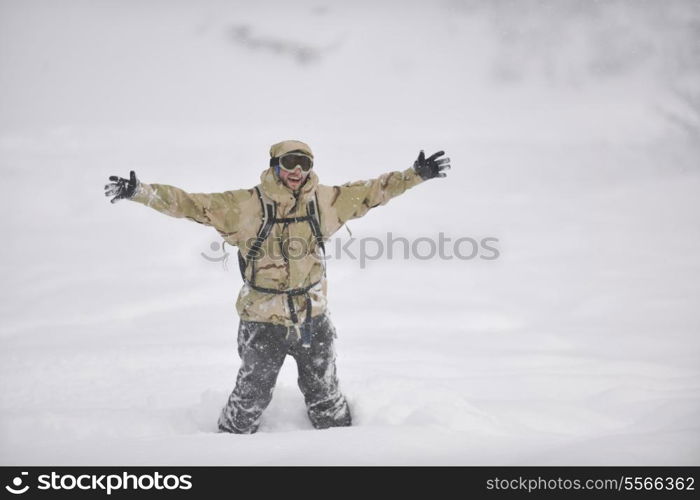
[278,165,310,191]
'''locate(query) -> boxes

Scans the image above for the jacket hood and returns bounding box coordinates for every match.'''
[269,140,314,159]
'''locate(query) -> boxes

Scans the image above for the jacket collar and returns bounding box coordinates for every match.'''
[259,168,319,208]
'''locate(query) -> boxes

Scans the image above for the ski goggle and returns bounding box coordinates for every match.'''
[275,153,314,172]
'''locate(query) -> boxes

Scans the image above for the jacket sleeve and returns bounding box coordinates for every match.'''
[331,166,424,225]
[130,182,236,230]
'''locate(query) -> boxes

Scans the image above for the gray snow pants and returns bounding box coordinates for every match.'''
[217,313,352,434]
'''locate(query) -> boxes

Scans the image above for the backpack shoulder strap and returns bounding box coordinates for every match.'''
[238,186,276,282]
[307,193,326,271]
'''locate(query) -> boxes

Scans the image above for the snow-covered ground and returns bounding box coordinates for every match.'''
[1,0,699,465]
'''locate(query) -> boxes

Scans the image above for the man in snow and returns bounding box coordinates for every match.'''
[104,140,451,433]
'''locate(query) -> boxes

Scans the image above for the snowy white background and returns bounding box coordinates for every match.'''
[1,0,699,465]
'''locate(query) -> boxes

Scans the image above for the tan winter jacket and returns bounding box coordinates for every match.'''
[130,149,424,326]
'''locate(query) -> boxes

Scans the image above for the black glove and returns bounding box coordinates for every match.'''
[413,150,451,180]
[104,170,140,204]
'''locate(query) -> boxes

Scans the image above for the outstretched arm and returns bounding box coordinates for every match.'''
[329,150,451,225]
[104,170,235,229]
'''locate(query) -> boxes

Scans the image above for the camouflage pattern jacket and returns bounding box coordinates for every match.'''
[130,165,424,326]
